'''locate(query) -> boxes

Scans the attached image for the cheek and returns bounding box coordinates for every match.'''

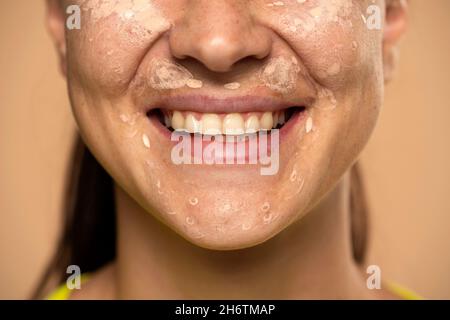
[268,0,382,89]
[273,1,384,193]
[274,0,385,128]
[66,0,170,95]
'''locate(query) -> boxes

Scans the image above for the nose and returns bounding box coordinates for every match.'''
[169,1,272,73]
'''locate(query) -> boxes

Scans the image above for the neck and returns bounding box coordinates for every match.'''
[113,172,370,299]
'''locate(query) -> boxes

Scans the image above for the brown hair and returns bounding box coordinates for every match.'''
[350,162,370,264]
[33,136,369,298]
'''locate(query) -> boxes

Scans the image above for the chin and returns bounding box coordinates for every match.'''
[138,169,313,251]
[175,213,289,251]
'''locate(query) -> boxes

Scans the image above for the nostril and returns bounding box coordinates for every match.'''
[169,10,273,74]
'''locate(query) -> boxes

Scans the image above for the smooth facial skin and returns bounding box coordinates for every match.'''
[47,0,408,298]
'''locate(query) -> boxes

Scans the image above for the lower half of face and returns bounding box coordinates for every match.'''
[66,0,384,249]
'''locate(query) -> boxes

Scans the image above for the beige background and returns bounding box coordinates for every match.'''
[1,1,449,299]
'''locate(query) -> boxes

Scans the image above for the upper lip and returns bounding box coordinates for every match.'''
[146,94,313,114]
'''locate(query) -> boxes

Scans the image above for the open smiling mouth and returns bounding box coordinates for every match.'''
[143,95,309,174]
[148,106,306,136]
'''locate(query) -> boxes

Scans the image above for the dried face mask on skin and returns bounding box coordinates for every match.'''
[186,79,204,89]
[119,112,140,138]
[277,0,354,34]
[81,0,170,35]
[186,216,196,225]
[314,87,338,110]
[147,59,194,90]
[305,116,313,133]
[189,197,199,206]
[311,0,354,24]
[241,222,252,231]
[284,171,306,201]
[224,82,241,90]
[273,0,359,82]
[142,133,151,148]
[147,59,209,90]
[120,112,138,125]
[260,56,301,94]
[261,202,271,212]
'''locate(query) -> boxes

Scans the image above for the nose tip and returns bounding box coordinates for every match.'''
[197,36,249,72]
[169,4,272,73]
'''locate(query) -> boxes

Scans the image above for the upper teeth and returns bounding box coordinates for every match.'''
[165,111,287,135]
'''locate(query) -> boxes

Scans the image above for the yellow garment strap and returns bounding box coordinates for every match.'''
[47,275,422,300]
[385,281,424,300]
[47,274,90,300]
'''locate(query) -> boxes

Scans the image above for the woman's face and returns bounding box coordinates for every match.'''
[57,0,390,249]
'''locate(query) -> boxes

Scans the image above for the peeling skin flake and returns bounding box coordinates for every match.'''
[290,169,297,182]
[142,134,150,148]
[189,197,199,206]
[263,213,273,224]
[260,56,300,94]
[281,0,355,40]
[148,59,194,90]
[315,88,338,110]
[186,79,204,89]
[306,117,313,133]
[261,202,271,212]
[81,0,170,34]
[224,82,241,90]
